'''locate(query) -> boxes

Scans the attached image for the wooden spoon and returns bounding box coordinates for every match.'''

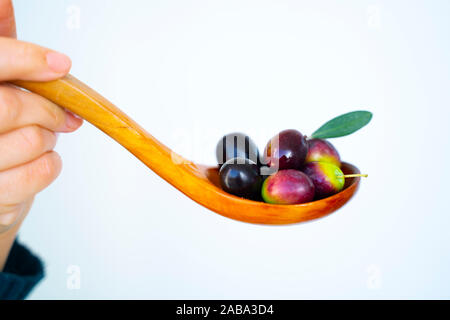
[12,75,361,225]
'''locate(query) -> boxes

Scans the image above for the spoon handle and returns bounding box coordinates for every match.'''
[10,75,362,225]
[11,74,183,183]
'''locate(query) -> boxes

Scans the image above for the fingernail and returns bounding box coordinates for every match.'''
[69,110,82,120]
[65,111,83,130]
[46,51,72,73]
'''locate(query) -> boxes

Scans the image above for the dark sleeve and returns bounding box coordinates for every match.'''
[0,239,44,300]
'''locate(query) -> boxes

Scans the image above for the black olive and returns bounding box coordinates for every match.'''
[215,132,260,167]
[219,158,262,201]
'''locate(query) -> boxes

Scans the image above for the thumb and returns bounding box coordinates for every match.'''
[0,37,71,82]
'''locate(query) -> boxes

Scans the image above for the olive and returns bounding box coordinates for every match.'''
[261,169,315,204]
[263,129,308,171]
[216,132,260,166]
[219,158,262,200]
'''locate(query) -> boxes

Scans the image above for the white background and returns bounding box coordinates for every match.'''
[12,0,450,298]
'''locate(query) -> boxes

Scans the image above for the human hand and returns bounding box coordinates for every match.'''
[0,0,82,268]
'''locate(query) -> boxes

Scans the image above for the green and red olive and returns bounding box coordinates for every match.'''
[302,162,345,199]
[261,170,315,204]
[305,138,341,167]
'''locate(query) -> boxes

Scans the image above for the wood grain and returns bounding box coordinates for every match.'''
[12,75,361,225]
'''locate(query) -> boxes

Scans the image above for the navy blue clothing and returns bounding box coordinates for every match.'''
[0,240,44,300]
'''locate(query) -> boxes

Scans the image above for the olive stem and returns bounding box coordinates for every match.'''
[339,174,368,178]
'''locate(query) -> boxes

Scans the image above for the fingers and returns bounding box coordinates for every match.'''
[0,151,62,204]
[0,0,16,38]
[0,37,71,82]
[0,84,83,133]
[0,126,57,171]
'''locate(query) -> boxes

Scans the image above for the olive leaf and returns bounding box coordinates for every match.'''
[311,110,372,139]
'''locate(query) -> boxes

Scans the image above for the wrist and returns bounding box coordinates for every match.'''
[0,201,32,271]
[0,206,25,235]
[0,223,19,271]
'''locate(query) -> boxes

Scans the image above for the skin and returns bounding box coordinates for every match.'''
[0,0,83,270]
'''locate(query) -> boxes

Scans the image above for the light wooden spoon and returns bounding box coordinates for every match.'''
[12,75,361,225]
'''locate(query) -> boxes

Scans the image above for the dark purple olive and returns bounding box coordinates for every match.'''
[216,132,259,166]
[219,158,262,200]
[263,129,308,171]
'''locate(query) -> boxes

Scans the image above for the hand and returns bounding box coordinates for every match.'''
[0,0,82,269]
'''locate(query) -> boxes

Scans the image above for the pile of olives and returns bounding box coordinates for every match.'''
[216,131,351,204]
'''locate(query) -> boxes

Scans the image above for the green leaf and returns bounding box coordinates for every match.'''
[311,110,372,139]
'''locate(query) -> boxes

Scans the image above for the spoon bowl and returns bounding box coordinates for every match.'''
[12,75,361,225]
